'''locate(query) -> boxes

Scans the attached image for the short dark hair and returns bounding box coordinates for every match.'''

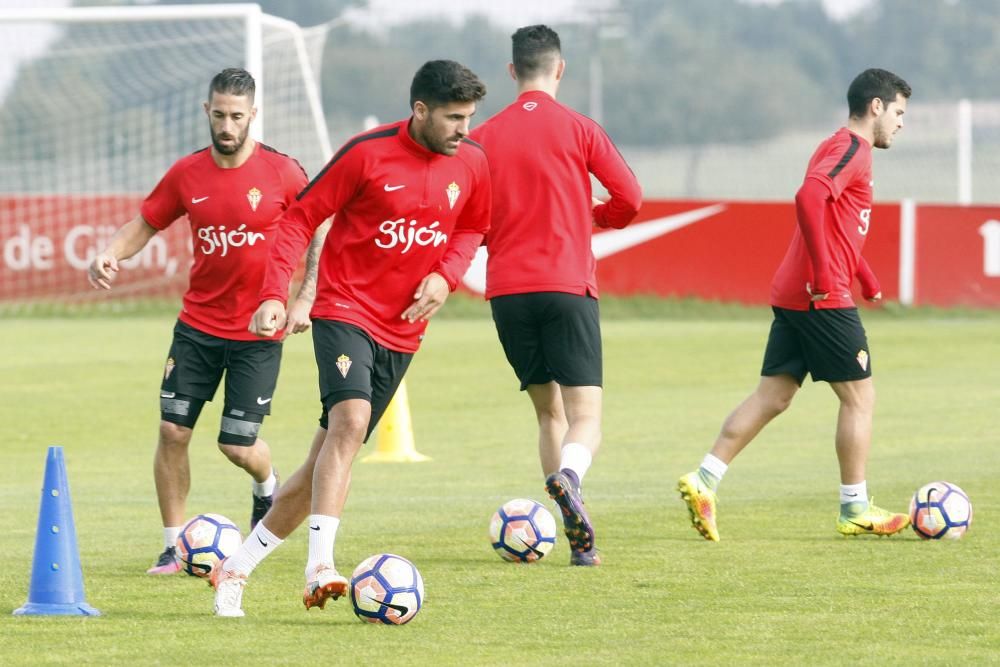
[409,60,486,110]
[511,24,561,79]
[208,67,255,102]
[847,68,911,118]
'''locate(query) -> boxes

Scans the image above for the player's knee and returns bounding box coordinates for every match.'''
[218,408,264,447]
[158,420,192,448]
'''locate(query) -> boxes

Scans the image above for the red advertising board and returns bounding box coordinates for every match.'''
[912,205,1000,307]
[2,195,999,307]
[593,200,901,305]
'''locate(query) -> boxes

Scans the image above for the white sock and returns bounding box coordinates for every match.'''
[164,526,181,550]
[559,442,593,484]
[700,453,728,481]
[224,521,283,577]
[840,481,868,505]
[305,514,340,577]
[252,469,277,497]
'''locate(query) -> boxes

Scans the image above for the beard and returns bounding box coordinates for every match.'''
[873,122,893,149]
[211,125,248,155]
[416,118,460,156]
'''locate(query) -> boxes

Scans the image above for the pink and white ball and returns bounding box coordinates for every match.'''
[175,513,242,578]
[350,554,424,625]
[489,498,557,562]
[909,481,972,540]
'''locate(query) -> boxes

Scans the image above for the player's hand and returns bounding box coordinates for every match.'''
[401,272,449,323]
[867,291,882,303]
[805,282,829,302]
[87,253,119,290]
[285,298,313,334]
[249,299,287,337]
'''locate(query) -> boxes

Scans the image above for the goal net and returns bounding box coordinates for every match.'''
[0,5,332,313]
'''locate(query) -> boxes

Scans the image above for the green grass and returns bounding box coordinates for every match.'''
[1,313,998,665]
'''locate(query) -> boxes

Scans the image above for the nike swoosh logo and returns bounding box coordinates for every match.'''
[845,492,859,497]
[460,203,727,294]
[256,397,272,405]
[309,525,320,531]
[368,595,409,616]
[383,184,405,192]
[257,535,268,547]
[513,535,545,559]
[160,391,176,398]
[847,519,875,531]
[191,196,209,204]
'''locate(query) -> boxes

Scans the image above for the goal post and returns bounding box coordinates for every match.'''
[0,3,331,310]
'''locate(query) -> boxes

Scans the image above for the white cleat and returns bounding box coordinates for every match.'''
[211,562,247,618]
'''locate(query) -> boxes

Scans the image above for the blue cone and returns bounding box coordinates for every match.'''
[14,446,100,616]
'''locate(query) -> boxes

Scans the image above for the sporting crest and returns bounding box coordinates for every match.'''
[336,354,352,379]
[446,181,460,210]
[247,187,262,212]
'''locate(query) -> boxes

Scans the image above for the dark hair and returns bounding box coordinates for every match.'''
[511,24,561,79]
[208,67,255,102]
[847,68,911,118]
[409,60,486,110]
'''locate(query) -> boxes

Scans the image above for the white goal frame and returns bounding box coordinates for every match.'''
[0,3,332,156]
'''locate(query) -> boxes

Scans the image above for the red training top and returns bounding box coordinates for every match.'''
[771,127,878,310]
[470,90,641,299]
[259,119,491,353]
[141,143,308,340]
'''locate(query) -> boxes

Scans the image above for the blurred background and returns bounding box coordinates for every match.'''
[2,0,999,203]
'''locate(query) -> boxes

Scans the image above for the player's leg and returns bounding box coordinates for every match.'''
[803,308,908,537]
[490,294,560,475]
[217,337,282,530]
[679,308,804,541]
[303,320,410,610]
[537,293,604,565]
[213,426,326,617]
[151,321,220,573]
[525,382,567,476]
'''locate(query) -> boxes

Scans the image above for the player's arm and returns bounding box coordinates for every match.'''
[403,163,492,323]
[285,218,332,334]
[856,255,881,302]
[87,215,158,290]
[253,144,361,337]
[588,125,642,229]
[795,177,834,300]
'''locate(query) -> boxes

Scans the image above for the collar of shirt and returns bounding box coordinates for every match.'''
[398,117,442,161]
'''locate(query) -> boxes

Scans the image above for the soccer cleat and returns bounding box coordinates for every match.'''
[836,498,910,537]
[570,548,602,567]
[146,545,181,575]
[211,560,247,618]
[677,471,720,542]
[250,469,279,531]
[302,565,349,610]
[545,471,595,553]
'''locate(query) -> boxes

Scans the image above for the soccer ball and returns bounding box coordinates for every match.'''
[488,498,557,562]
[909,481,973,540]
[175,513,242,578]
[350,554,424,625]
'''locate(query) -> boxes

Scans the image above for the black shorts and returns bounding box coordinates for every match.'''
[312,319,413,442]
[490,292,602,391]
[761,306,872,385]
[160,320,282,432]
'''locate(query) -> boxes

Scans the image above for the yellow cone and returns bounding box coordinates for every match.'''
[363,380,430,463]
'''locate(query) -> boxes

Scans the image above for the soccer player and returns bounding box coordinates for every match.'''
[211,60,490,617]
[470,25,642,566]
[87,68,324,574]
[677,68,912,541]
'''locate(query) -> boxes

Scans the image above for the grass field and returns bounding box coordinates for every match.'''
[2,305,999,665]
